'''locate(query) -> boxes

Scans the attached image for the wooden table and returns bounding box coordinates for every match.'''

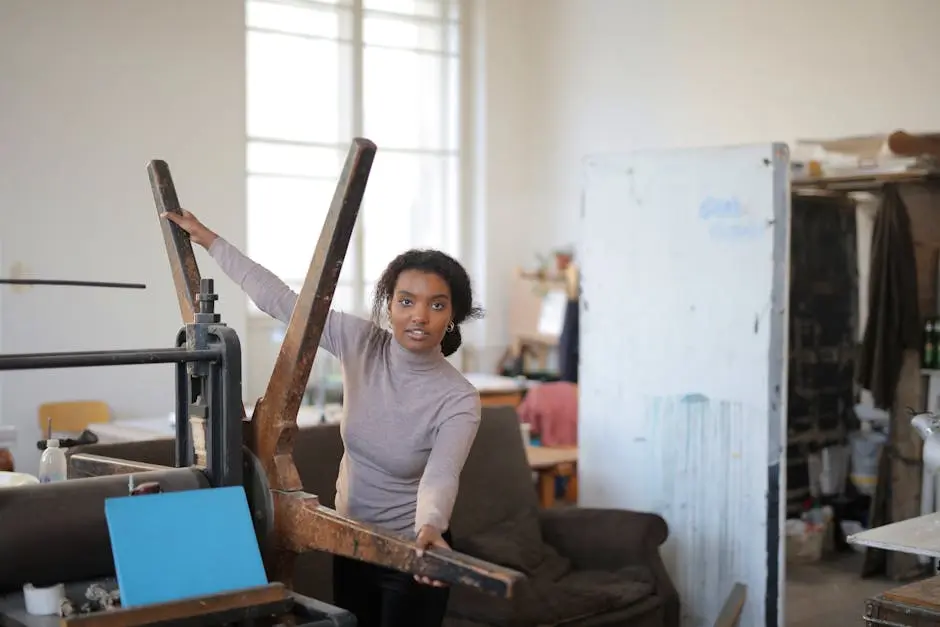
[849,513,940,625]
[526,445,578,508]
[865,576,940,625]
[464,373,532,408]
[848,511,940,560]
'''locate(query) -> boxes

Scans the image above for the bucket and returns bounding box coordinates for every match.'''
[850,429,888,496]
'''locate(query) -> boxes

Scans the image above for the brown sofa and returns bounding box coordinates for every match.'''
[73,406,679,627]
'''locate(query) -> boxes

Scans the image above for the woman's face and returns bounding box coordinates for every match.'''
[389,269,453,353]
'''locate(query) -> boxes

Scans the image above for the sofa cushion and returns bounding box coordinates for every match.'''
[447,565,655,627]
[450,407,543,539]
[453,505,571,582]
[450,505,655,626]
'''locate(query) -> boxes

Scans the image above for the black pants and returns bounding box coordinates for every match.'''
[332,531,452,627]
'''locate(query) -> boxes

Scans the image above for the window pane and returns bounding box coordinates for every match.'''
[247,175,347,281]
[363,14,453,53]
[361,281,377,318]
[247,141,345,178]
[247,31,346,143]
[249,281,354,316]
[446,55,459,151]
[363,47,456,151]
[444,150,460,255]
[247,1,346,38]
[362,153,459,283]
[363,0,451,20]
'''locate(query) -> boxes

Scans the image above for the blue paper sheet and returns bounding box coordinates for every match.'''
[105,486,268,608]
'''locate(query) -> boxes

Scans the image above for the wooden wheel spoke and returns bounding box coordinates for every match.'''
[252,138,376,493]
[147,159,202,323]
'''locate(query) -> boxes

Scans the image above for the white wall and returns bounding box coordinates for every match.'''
[523,0,940,250]
[0,0,247,472]
[461,0,550,371]
[580,144,790,626]
[516,1,940,625]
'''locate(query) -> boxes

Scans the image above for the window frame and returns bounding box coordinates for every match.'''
[244,0,464,319]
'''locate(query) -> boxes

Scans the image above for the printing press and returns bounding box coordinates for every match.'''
[0,138,524,626]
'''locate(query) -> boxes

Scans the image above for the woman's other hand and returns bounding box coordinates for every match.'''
[414,524,450,587]
[160,209,218,250]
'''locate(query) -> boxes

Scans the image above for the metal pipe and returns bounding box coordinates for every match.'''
[0,467,208,592]
[0,348,218,371]
[0,279,146,289]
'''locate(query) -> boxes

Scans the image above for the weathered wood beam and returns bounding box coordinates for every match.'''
[148,159,201,323]
[251,138,376,494]
[276,492,525,599]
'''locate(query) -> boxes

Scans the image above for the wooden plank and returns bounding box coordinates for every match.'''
[713,583,747,627]
[791,169,936,191]
[479,391,523,407]
[865,594,940,626]
[883,576,940,611]
[60,583,290,627]
[525,446,578,469]
[147,160,201,323]
[68,453,173,479]
[277,492,525,599]
[251,138,376,495]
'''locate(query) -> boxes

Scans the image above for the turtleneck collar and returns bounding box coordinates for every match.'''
[389,334,445,372]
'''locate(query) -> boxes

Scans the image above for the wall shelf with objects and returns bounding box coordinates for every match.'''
[500,263,580,382]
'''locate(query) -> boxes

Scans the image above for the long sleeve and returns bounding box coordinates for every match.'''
[209,237,296,324]
[208,237,374,359]
[414,390,481,534]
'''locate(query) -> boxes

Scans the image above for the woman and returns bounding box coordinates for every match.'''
[163,209,483,627]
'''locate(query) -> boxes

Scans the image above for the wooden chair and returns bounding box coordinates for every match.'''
[37,400,111,436]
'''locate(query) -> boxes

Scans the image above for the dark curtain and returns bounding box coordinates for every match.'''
[786,194,858,514]
[856,184,921,410]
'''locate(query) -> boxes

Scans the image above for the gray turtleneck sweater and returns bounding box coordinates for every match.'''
[209,238,481,538]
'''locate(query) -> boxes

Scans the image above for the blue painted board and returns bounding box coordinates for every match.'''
[105,486,267,608]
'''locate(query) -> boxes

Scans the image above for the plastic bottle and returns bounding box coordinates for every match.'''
[38,439,67,483]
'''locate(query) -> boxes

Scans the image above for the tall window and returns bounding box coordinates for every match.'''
[245,0,462,316]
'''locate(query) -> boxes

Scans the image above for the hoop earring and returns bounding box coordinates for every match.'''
[446,322,455,333]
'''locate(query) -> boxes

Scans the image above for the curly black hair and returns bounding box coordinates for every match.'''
[371,249,484,356]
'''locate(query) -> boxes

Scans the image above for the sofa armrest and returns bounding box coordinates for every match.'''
[539,507,668,570]
[540,507,680,627]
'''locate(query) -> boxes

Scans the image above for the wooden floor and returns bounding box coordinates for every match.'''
[786,552,902,626]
